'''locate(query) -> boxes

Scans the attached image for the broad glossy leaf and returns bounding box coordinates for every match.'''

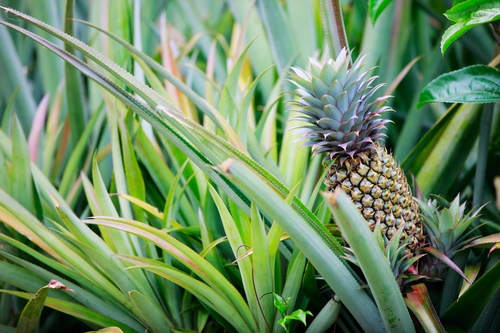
[444,0,500,22]
[369,0,393,23]
[418,65,500,107]
[441,1,500,54]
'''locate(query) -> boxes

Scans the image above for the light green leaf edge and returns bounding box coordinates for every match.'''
[218,159,385,332]
[323,190,415,333]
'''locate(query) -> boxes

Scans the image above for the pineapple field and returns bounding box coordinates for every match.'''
[0,0,499,332]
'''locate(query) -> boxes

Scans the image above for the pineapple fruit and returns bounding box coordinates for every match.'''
[289,48,424,250]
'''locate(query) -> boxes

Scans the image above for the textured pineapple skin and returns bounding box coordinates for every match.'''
[324,145,423,250]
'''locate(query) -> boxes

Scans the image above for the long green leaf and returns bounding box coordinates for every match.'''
[0,25,35,132]
[413,103,481,196]
[63,0,87,149]
[129,290,173,333]
[218,159,384,332]
[441,260,500,331]
[0,11,342,262]
[369,0,393,23]
[15,286,49,333]
[116,256,254,333]
[250,204,274,331]
[323,190,415,333]
[0,290,137,333]
[405,284,446,333]
[0,250,143,331]
[255,0,302,69]
[11,116,34,213]
[85,217,259,332]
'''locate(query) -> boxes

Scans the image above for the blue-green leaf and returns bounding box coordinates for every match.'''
[418,65,500,108]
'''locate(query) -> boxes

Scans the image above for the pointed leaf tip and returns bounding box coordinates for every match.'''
[219,159,235,173]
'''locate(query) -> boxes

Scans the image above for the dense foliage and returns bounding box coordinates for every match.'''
[0,0,499,332]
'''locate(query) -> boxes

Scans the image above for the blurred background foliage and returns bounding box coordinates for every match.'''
[0,0,499,332]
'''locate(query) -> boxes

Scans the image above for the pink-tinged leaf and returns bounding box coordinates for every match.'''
[422,247,469,283]
[461,233,500,251]
[27,94,50,162]
[405,284,446,333]
[488,243,500,256]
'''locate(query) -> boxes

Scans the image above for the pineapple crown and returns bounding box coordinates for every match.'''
[416,195,483,259]
[343,222,425,290]
[289,48,392,163]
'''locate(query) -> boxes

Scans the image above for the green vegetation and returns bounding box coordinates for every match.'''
[0,0,499,332]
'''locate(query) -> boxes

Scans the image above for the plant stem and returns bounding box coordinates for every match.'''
[321,0,349,58]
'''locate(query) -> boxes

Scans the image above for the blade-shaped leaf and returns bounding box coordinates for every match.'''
[218,159,385,332]
[423,247,469,282]
[441,260,500,331]
[15,286,49,333]
[369,0,393,23]
[405,284,446,333]
[323,189,415,333]
[1,290,137,333]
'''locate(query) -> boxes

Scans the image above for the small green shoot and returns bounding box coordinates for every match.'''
[273,293,313,333]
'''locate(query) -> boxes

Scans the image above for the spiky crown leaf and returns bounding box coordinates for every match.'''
[289,48,392,162]
[343,222,425,290]
[416,194,483,258]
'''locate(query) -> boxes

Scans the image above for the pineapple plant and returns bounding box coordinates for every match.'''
[343,221,425,289]
[416,195,484,279]
[289,48,424,250]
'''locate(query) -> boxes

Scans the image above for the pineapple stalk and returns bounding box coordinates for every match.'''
[289,48,424,251]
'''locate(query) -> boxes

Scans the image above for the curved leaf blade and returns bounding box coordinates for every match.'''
[218,159,385,332]
[323,189,415,333]
[441,260,500,331]
[405,284,446,333]
[369,0,393,23]
[418,65,500,108]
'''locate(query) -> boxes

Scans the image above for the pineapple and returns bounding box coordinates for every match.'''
[289,48,423,250]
